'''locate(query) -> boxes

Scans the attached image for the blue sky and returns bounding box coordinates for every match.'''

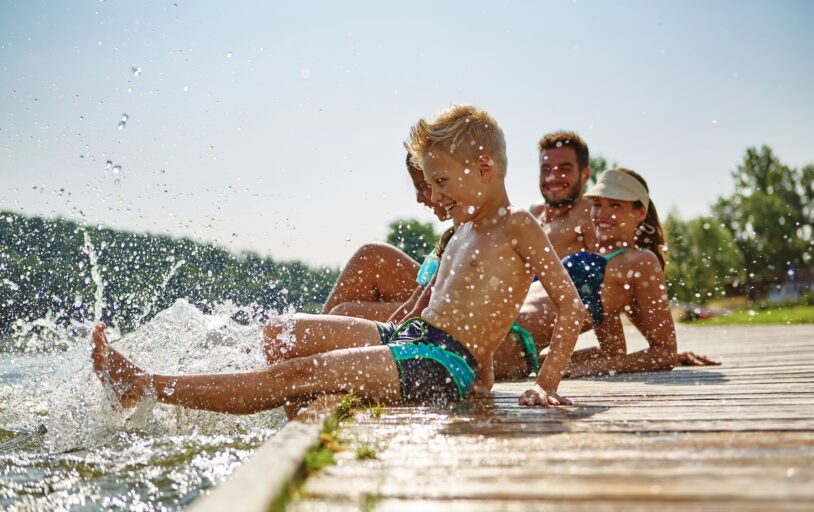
[2,0,813,267]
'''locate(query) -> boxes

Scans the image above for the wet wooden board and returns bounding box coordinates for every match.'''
[288,324,814,511]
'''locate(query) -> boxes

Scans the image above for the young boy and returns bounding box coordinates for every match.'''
[91,104,584,412]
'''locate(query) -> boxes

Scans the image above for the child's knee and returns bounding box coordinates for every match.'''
[326,302,358,317]
[353,242,397,266]
[262,316,300,363]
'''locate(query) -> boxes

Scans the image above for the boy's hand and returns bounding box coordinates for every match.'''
[519,384,573,407]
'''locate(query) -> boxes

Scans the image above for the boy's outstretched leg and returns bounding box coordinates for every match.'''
[91,322,150,408]
[263,313,383,365]
[91,318,402,415]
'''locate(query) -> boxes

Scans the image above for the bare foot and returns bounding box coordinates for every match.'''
[91,322,150,408]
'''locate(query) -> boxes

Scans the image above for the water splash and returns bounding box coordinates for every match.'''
[82,229,105,322]
[104,160,122,178]
[0,300,283,510]
[134,258,186,326]
[44,300,274,449]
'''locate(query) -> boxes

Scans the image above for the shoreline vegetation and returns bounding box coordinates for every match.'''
[0,209,340,338]
[672,294,814,325]
[683,303,814,326]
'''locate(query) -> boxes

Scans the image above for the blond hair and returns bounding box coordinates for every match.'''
[406,104,508,176]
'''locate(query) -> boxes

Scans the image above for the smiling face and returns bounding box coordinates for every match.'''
[421,148,484,225]
[589,196,647,247]
[539,146,590,207]
[408,164,448,222]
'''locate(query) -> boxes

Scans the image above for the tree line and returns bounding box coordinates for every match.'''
[0,214,340,339]
[664,146,813,303]
[0,211,443,341]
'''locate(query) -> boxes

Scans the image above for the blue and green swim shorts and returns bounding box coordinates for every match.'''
[376,318,479,404]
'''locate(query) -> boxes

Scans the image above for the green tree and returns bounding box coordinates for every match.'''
[0,210,339,337]
[588,154,617,183]
[664,213,745,303]
[385,219,439,262]
[712,146,813,295]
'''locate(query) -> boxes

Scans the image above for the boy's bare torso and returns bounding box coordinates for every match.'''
[422,209,533,368]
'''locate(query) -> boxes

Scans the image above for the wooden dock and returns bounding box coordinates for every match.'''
[193,323,814,511]
[287,324,814,511]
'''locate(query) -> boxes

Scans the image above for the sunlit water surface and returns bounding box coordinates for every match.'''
[0,300,287,511]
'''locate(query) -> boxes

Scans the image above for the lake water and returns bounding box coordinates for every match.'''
[0,300,287,511]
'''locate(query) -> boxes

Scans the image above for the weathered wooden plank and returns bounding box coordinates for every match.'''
[291,498,814,512]
[287,325,814,511]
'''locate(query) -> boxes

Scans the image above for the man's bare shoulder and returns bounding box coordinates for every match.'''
[571,197,592,217]
[567,198,594,232]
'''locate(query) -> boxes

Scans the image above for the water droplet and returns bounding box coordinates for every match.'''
[467,206,475,214]
[131,66,142,77]
[112,165,121,175]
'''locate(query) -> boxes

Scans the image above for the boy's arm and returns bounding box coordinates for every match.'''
[512,213,583,406]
